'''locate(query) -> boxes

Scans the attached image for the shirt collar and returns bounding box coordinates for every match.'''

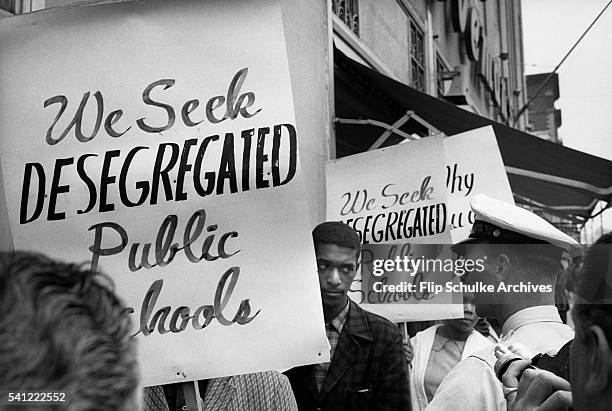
[328,300,350,334]
[502,305,562,338]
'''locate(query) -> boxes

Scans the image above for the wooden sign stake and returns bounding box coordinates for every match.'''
[181,381,203,411]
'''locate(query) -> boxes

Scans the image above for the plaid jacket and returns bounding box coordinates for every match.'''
[285,300,410,411]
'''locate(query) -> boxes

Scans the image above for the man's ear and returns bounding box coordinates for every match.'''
[493,254,511,281]
[585,324,611,393]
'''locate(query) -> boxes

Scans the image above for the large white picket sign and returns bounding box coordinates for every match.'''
[0,0,329,386]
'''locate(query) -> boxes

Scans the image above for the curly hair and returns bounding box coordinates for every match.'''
[0,252,138,411]
[312,221,361,252]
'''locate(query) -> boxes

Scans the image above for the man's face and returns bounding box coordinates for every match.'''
[315,242,359,317]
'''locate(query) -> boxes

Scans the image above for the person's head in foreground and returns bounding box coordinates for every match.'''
[452,195,581,323]
[569,231,612,411]
[312,221,361,321]
[0,252,139,411]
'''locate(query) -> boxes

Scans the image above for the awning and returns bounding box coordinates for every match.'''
[334,49,612,220]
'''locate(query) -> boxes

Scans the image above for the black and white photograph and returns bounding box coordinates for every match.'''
[0,0,611,410]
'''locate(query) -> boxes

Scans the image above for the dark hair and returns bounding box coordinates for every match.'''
[312,221,361,252]
[573,232,612,341]
[0,252,138,411]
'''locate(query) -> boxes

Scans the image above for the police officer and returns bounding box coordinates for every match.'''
[425,194,581,411]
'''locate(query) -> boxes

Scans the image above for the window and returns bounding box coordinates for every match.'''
[436,55,451,97]
[409,20,425,92]
[332,0,359,37]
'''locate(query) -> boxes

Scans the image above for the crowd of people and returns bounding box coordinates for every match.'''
[1,195,611,410]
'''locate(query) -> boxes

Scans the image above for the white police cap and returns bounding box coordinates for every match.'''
[455,194,582,258]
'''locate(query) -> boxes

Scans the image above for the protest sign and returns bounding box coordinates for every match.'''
[326,136,449,245]
[359,242,462,321]
[326,136,462,321]
[444,126,515,243]
[0,0,329,386]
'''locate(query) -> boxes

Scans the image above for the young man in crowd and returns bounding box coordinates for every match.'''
[425,195,581,410]
[285,221,410,410]
[0,252,140,411]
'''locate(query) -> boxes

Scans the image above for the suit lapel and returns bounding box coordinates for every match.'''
[318,323,359,400]
[318,301,372,401]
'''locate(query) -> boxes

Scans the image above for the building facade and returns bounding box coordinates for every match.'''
[333,0,528,127]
